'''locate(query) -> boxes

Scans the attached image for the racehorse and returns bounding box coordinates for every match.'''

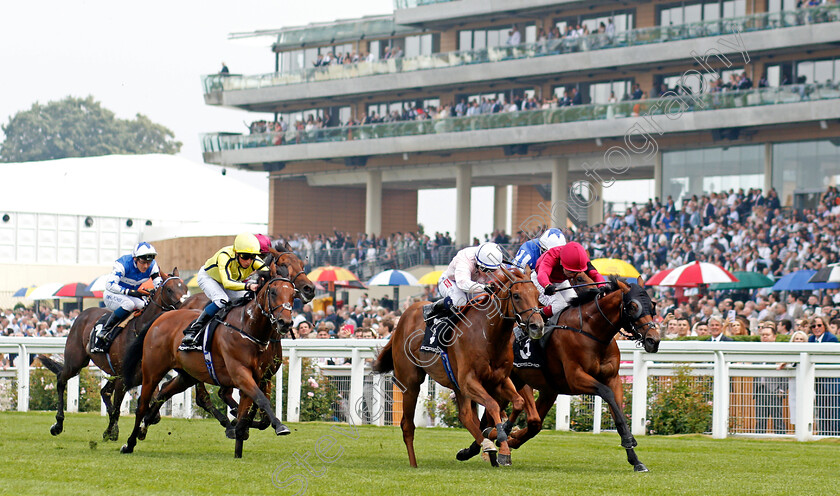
[461,278,661,472]
[372,265,545,467]
[182,247,316,436]
[120,263,296,458]
[38,271,188,441]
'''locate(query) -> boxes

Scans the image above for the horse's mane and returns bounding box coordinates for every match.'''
[566,276,620,307]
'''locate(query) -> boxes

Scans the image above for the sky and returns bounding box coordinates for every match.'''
[1,0,649,239]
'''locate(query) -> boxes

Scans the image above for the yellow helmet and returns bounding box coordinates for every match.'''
[233,233,261,255]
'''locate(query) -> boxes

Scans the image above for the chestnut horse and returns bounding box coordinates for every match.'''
[38,270,188,441]
[463,278,661,472]
[182,247,316,436]
[120,264,296,458]
[373,266,544,467]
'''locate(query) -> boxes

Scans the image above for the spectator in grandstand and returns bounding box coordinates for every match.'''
[754,323,786,434]
[707,317,732,342]
[809,316,837,342]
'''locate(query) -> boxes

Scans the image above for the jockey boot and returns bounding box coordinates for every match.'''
[90,311,126,354]
[423,297,451,325]
[179,308,214,351]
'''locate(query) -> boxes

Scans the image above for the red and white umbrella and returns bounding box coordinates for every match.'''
[646,261,738,287]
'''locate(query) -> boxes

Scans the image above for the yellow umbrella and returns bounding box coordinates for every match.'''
[307,266,360,282]
[591,258,640,278]
[418,270,443,285]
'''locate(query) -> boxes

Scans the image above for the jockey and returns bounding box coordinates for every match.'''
[423,242,505,324]
[255,233,272,258]
[534,241,606,319]
[180,233,266,351]
[513,228,566,270]
[91,242,162,353]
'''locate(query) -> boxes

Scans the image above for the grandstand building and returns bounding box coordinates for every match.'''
[201,0,840,242]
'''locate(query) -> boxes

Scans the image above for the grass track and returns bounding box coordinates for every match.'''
[0,412,836,496]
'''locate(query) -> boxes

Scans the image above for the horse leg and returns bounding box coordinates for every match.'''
[229,366,289,438]
[104,378,128,442]
[454,392,499,466]
[249,380,273,431]
[508,388,556,449]
[598,377,648,472]
[484,378,528,465]
[218,386,239,418]
[195,383,234,438]
[121,369,168,454]
[459,378,510,466]
[49,351,88,437]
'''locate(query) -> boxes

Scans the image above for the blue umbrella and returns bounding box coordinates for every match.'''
[13,285,38,298]
[367,269,419,286]
[771,270,840,291]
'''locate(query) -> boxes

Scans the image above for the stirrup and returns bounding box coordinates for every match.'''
[178,333,202,352]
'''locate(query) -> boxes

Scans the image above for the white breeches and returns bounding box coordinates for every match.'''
[103,292,146,313]
[531,270,575,316]
[197,269,247,307]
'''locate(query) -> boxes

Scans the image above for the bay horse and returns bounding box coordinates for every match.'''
[372,265,544,467]
[182,247,316,435]
[462,278,661,472]
[120,263,296,458]
[38,270,187,441]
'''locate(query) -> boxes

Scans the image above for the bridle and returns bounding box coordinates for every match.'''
[256,276,295,336]
[275,253,312,302]
[145,276,185,312]
[592,289,657,344]
[494,278,542,328]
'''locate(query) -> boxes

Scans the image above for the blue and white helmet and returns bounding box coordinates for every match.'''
[538,228,566,251]
[476,242,504,271]
[133,242,157,259]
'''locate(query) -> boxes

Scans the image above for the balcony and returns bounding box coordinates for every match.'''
[203,5,840,112]
[201,83,840,165]
[393,0,592,28]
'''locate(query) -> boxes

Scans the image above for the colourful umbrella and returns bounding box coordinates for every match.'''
[54,282,98,298]
[418,270,443,285]
[307,266,360,282]
[591,258,641,278]
[368,270,419,286]
[772,270,840,291]
[29,282,65,300]
[808,264,840,284]
[647,261,737,287]
[86,274,110,292]
[710,271,774,290]
[13,285,38,298]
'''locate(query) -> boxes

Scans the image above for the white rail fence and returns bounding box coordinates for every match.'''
[2,338,839,440]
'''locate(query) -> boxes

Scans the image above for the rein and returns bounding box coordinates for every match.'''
[256,276,295,338]
[552,289,652,346]
[145,276,184,312]
[495,279,542,327]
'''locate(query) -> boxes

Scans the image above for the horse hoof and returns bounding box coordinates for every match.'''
[138,427,148,441]
[456,444,480,461]
[487,451,498,467]
[50,424,63,436]
[120,445,133,454]
[634,463,649,472]
[497,454,512,466]
[110,426,119,442]
[226,427,237,440]
[275,423,291,436]
[102,430,110,441]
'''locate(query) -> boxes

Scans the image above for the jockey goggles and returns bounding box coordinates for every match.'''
[136,254,156,262]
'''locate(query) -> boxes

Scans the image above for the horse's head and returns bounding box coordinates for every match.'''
[256,263,296,333]
[268,245,316,302]
[492,266,544,339]
[618,278,660,353]
[567,271,598,299]
[152,268,188,310]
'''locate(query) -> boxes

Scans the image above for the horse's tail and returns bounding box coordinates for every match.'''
[122,320,153,389]
[38,354,63,376]
[372,339,394,374]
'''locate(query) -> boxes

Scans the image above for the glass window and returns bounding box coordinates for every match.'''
[473,31,486,50]
[773,140,840,207]
[459,31,472,51]
[369,40,381,60]
[405,35,421,58]
[768,0,797,11]
[704,2,720,21]
[766,65,781,87]
[814,60,834,85]
[685,4,703,24]
[797,61,814,84]
[525,25,537,44]
[663,145,764,204]
[420,34,434,55]
[590,80,631,104]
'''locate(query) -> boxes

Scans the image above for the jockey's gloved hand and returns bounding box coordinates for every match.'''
[540,306,554,318]
[127,289,149,298]
[544,284,557,296]
[483,283,496,294]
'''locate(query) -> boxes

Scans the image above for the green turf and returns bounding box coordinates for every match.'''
[0,411,836,496]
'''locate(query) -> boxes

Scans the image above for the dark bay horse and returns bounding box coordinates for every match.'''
[182,247,315,435]
[464,278,661,472]
[120,264,296,458]
[373,266,544,467]
[38,270,187,441]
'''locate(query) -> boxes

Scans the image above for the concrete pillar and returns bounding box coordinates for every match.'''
[764,142,773,193]
[653,151,663,201]
[456,164,472,245]
[587,179,604,226]
[365,170,382,236]
[551,158,569,228]
[493,185,508,232]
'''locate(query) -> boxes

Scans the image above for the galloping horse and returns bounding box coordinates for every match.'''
[120,263,296,458]
[182,247,316,435]
[463,278,661,472]
[38,271,187,441]
[373,266,544,467]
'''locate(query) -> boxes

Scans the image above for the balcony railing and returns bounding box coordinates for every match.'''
[201,83,840,154]
[202,5,840,94]
[393,0,455,9]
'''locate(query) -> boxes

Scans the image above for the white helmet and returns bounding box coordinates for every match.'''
[538,228,566,251]
[133,242,157,260]
[475,242,504,271]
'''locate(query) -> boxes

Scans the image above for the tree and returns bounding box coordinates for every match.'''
[0,96,182,162]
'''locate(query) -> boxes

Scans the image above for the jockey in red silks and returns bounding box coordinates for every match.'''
[534,241,605,319]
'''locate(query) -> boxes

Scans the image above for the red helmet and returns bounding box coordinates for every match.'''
[254,234,272,254]
[560,242,589,273]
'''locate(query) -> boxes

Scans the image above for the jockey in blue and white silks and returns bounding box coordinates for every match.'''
[513,228,566,270]
[91,242,162,353]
